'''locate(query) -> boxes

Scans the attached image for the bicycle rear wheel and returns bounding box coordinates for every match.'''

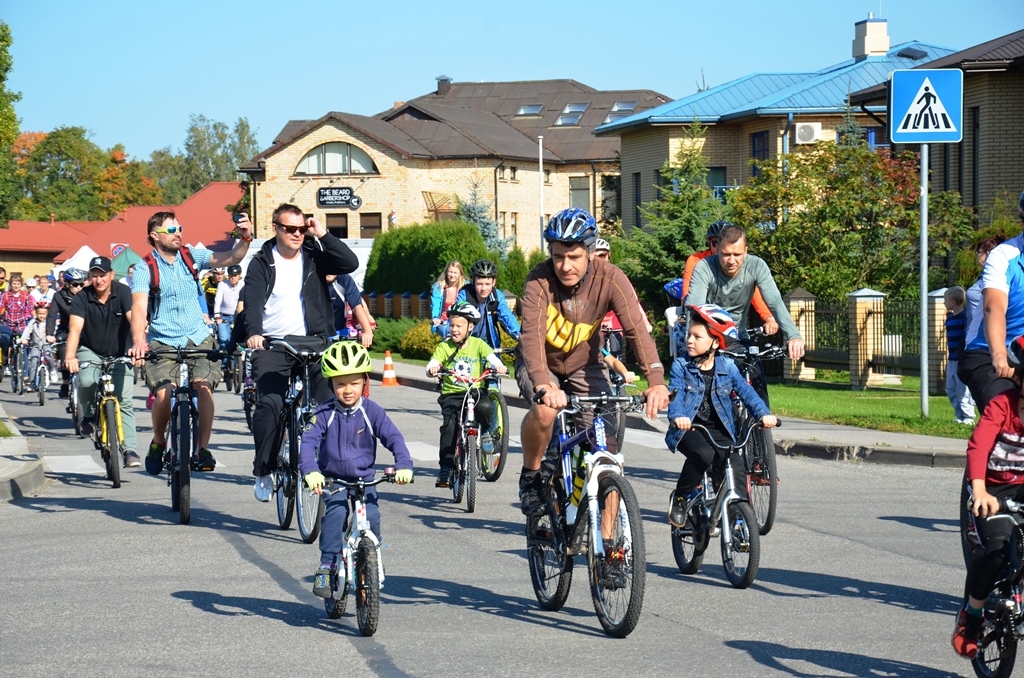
[71,380,82,437]
[973,610,1018,678]
[177,403,192,525]
[526,489,572,611]
[232,354,242,394]
[244,394,254,432]
[297,424,324,544]
[10,347,20,394]
[481,390,509,482]
[670,506,707,575]
[324,565,347,619]
[355,537,381,636]
[276,416,295,529]
[105,400,121,489]
[747,427,778,535]
[721,501,760,589]
[587,473,645,638]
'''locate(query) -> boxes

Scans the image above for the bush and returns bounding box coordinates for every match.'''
[497,327,518,369]
[363,221,491,295]
[400,321,441,360]
[371,318,418,354]
[526,248,547,272]
[502,246,529,298]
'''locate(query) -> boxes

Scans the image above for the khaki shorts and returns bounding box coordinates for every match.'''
[145,335,221,391]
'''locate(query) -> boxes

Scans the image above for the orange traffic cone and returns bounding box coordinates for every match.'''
[381,350,398,386]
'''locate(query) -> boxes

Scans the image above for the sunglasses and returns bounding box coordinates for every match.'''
[68,282,84,288]
[275,223,309,235]
[153,225,184,235]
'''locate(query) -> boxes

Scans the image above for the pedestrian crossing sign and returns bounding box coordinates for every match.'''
[889,69,963,144]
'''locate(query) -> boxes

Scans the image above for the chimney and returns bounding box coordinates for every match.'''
[852,13,889,59]
[50,213,55,224]
[393,101,406,109]
[435,75,452,96]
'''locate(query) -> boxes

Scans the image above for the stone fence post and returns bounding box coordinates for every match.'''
[848,288,887,390]
[927,288,948,396]
[783,287,816,381]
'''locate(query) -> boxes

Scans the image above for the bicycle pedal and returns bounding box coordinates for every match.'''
[709,527,721,538]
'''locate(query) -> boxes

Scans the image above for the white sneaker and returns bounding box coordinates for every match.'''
[254,474,274,502]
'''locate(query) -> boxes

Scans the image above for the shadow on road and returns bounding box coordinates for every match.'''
[878,515,960,533]
[405,512,524,536]
[171,590,362,636]
[725,639,962,677]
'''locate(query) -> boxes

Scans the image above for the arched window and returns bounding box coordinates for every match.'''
[295,142,379,175]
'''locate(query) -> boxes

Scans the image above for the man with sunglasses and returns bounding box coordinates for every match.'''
[239,202,358,503]
[46,268,88,398]
[129,210,253,476]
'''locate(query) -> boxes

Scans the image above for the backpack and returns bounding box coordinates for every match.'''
[143,247,201,320]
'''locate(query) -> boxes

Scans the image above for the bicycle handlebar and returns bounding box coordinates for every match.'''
[264,338,326,360]
[77,356,135,370]
[532,388,647,409]
[144,348,224,362]
[322,468,407,493]
[686,420,782,452]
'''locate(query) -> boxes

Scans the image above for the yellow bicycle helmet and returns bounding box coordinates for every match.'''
[322,341,372,378]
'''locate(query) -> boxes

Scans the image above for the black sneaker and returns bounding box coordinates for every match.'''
[193,448,217,472]
[145,441,164,476]
[80,415,97,437]
[668,491,688,528]
[436,466,454,488]
[313,567,334,599]
[518,470,546,517]
[58,383,69,399]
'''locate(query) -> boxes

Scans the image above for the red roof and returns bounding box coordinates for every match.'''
[53,182,243,263]
[0,220,106,253]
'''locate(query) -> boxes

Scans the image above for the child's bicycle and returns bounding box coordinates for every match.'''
[29,343,58,405]
[77,356,135,489]
[670,421,779,589]
[969,497,1024,677]
[436,365,503,513]
[319,467,406,636]
[8,334,24,395]
[525,387,648,638]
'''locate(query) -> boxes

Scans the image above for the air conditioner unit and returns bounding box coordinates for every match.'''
[794,122,822,144]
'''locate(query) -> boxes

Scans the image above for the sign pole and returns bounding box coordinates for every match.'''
[539,135,544,249]
[919,143,929,418]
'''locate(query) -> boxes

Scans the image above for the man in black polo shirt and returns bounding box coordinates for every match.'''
[65,256,139,467]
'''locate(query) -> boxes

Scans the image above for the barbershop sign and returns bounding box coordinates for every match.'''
[317,187,363,210]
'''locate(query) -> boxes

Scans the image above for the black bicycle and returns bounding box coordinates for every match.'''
[720,328,785,535]
[8,333,24,395]
[266,339,327,544]
[145,347,223,525]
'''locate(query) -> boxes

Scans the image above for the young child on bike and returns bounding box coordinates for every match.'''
[425,301,507,488]
[298,341,414,600]
[21,302,49,392]
[952,334,1024,658]
[664,304,776,528]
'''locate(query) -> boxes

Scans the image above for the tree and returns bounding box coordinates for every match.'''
[96,146,164,220]
[12,131,45,170]
[16,126,106,221]
[610,120,724,311]
[455,176,512,258]
[0,22,21,227]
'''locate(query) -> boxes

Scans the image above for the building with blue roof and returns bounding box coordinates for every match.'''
[595,17,956,230]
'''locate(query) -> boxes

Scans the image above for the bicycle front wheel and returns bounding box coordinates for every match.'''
[355,537,381,636]
[244,395,254,432]
[37,365,47,406]
[276,416,295,529]
[465,434,478,513]
[176,403,192,524]
[973,609,1018,678]
[721,501,760,589]
[482,390,509,482]
[10,347,20,394]
[587,473,646,638]
[297,468,324,543]
[452,439,465,504]
[747,427,778,535]
[70,379,82,437]
[105,399,121,489]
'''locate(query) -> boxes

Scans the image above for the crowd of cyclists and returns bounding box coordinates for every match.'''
[4,192,1024,653]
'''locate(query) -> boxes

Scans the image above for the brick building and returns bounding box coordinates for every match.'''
[239,79,668,250]
[851,29,1024,208]
[594,18,955,229]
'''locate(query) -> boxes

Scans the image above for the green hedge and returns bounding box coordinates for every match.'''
[371,318,419,354]
[363,221,492,295]
[400,320,441,360]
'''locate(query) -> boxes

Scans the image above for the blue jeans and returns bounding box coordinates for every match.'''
[0,325,11,361]
[216,316,234,366]
[319,485,381,564]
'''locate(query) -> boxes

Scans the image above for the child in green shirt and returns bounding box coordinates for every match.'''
[426,301,507,487]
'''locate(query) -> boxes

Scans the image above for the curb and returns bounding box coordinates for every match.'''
[0,402,44,502]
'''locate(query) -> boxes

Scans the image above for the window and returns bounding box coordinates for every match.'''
[295,142,379,176]
[498,165,506,180]
[360,213,382,239]
[499,212,506,237]
[570,177,590,211]
[516,104,544,116]
[510,213,518,240]
[601,174,621,222]
[633,172,642,227]
[326,213,348,239]
[971,106,980,207]
[544,169,551,184]
[555,102,589,126]
[866,126,889,151]
[706,167,728,202]
[602,100,637,125]
[751,131,769,177]
[509,166,518,182]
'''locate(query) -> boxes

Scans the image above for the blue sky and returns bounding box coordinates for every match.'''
[3,0,1020,161]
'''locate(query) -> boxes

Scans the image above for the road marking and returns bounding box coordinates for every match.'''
[43,455,104,475]
[406,441,438,463]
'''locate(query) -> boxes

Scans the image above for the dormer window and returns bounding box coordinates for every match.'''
[603,100,637,124]
[515,104,544,116]
[555,102,589,126]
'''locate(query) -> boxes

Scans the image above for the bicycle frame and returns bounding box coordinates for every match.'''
[323,473,395,591]
[78,357,133,452]
[168,360,198,476]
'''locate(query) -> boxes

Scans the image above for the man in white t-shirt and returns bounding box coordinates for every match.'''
[240,203,358,502]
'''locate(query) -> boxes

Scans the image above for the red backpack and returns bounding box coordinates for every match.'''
[142,247,201,319]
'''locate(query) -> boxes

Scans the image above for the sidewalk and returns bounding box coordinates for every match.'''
[370,357,967,470]
[0,402,44,501]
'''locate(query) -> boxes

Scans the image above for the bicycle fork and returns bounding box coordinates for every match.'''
[345,499,385,590]
[707,457,743,548]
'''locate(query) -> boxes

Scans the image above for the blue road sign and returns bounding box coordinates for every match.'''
[889,69,963,144]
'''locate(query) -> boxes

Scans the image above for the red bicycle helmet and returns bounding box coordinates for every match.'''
[686,303,739,346]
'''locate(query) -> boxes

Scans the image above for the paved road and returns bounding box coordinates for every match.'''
[0,382,970,677]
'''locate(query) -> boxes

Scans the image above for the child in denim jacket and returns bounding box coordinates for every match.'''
[665,304,776,527]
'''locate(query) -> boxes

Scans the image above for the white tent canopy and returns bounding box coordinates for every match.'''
[52,245,100,277]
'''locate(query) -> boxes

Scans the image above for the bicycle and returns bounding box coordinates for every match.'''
[481,347,513,482]
[720,327,786,536]
[436,365,503,513]
[8,333,24,395]
[670,421,777,589]
[525,388,648,638]
[144,347,223,525]
[969,497,1024,677]
[77,356,135,489]
[266,339,327,544]
[32,343,59,406]
[67,371,82,437]
[319,468,404,636]
[239,347,257,432]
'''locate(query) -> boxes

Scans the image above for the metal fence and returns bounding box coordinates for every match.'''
[869,298,921,376]
[802,299,849,371]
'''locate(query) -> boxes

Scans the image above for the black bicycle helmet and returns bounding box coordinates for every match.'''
[469,259,498,279]
[706,220,732,242]
[62,268,87,284]
[448,301,481,324]
[543,208,598,250]
[1008,335,1024,373]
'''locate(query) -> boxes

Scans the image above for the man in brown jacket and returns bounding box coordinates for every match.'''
[514,208,669,517]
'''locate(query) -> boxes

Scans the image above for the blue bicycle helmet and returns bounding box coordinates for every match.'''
[543,208,598,250]
[664,278,683,302]
[62,268,86,284]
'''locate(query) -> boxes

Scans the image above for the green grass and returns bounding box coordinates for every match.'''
[770,381,972,439]
[0,420,12,438]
